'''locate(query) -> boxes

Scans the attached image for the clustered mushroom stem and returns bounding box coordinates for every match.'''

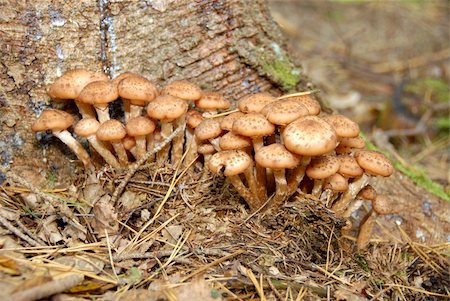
[252,136,267,201]
[332,174,369,215]
[269,169,288,209]
[130,105,143,119]
[112,142,129,166]
[287,157,310,195]
[356,209,378,250]
[171,117,186,164]
[228,175,260,211]
[95,106,111,123]
[87,136,120,168]
[311,180,324,197]
[135,136,147,160]
[146,135,155,162]
[53,130,91,167]
[184,130,198,169]
[74,101,97,119]
[158,122,173,163]
[243,165,260,207]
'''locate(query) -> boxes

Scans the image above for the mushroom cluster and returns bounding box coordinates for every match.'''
[33,69,394,249]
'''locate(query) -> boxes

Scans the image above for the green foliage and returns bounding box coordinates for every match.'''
[362,134,450,202]
[262,57,300,92]
[405,78,450,103]
[354,253,370,272]
[435,117,450,131]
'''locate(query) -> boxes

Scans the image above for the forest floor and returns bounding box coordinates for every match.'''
[0,1,448,301]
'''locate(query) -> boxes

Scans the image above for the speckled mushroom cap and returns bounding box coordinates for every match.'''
[194,118,222,141]
[146,95,188,122]
[208,150,252,176]
[197,143,216,155]
[372,195,394,215]
[324,173,349,192]
[96,119,127,142]
[220,112,245,131]
[237,93,277,113]
[48,69,109,100]
[195,92,230,111]
[118,75,158,106]
[255,144,300,169]
[219,132,251,150]
[111,72,139,88]
[306,155,340,180]
[186,110,204,129]
[77,81,119,106]
[32,109,75,132]
[74,118,100,137]
[355,150,394,177]
[339,136,365,148]
[260,99,309,125]
[338,155,364,178]
[161,80,202,101]
[357,185,377,201]
[126,116,156,137]
[282,116,338,156]
[232,113,275,138]
[284,95,321,115]
[323,115,360,138]
[122,135,136,150]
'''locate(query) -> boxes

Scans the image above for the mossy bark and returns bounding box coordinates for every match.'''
[0,0,306,179]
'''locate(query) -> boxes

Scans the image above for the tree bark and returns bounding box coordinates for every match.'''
[0,0,306,179]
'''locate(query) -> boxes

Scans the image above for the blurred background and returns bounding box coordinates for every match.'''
[268,0,449,192]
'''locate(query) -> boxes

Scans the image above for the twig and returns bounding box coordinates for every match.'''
[0,212,42,247]
[111,124,185,205]
[15,219,47,246]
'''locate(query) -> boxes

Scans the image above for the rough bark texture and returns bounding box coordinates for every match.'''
[0,0,306,181]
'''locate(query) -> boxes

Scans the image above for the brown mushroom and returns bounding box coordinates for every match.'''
[118,74,158,120]
[32,109,91,167]
[184,110,204,167]
[77,81,119,123]
[237,93,277,113]
[323,115,360,138]
[74,118,120,168]
[278,94,321,116]
[306,155,340,197]
[126,116,156,160]
[195,92,230,116]
[161,80,202,101]
[96,119,128,166]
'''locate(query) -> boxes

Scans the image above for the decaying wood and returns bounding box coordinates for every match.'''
[0,0,306,178]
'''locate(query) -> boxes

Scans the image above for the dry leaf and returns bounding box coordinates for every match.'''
[92,195,118,235]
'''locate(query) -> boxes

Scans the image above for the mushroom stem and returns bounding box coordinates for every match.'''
[146,134,155,162]
[287,157,310,195]
[95,105,110,123]
[357,209,378,250]
[311,179,324,196]
[158,122,173,163]
[86,136,120,168]
[252,136,267,201]
[228,175,260,211]
[268,169,288,209]
[53,130,91,167]
[243,165,260,207]
[74,101,97,119]
[130,104,143,119]
[135,136,147,160]
[111,141,128,166]
[171,116,186,164]
[122,99,131,121]
[332,174,369,215]
[184,129,198,168]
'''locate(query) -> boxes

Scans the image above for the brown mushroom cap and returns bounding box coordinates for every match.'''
[237,93,277,113]
[186,110,204,129]
[355,150,394,177]
[306,155,340,179]
[194,118,222,141]
[111,72,139,88]
[260,99,309,125]
[146,95,188,122]
[122,135,136,150]
[126,116,156,137]
[32,109,75,132]
[161,80,202,101]
[255,144,300,170]
[338,155,364,178]
[74,118,100,137]
[208,150,252,176]
[283,95,321,115]
[282,116,338,156]
[48,69,109,100]
[339,136,365,148]
[372,195,395,215]
[357,185,377,201]
[220,112,245,131]
[96,119,127,142]
[323,115,360,138]
[324,173,349,192]
[219,132,251,150]
[77,80,119,106]
[118,75,158,105]
[232,113,275,138]
[198,143,216,155]
[195,92,230,111]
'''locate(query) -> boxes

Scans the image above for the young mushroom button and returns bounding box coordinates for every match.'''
[355,150,394,177]
[32,109,91,167]
[306,155,340,196]
[96,119,128,166]
[77,81,119,123]
[323,115,360,138]
[237,92,277,113]
[118,74,158,120]
[161,80,203,101]
[125,116,156,160]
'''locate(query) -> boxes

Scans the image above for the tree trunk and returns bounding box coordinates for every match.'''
[0,0,306,180]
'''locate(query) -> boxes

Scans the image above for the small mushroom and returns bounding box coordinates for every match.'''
[355,150,394,177]
[47,69,109,119]
[32,109,91,167]
[194,118,223,151]
[118,74,158,120]
[184,110,204,167]
[323,115,360,138]
[260,99,309,126]
[122,135,137,159]
[96,119,128,166]
[77,81,119,123]
[126,116,156,160]
[255,144,301,209]
[195,92,230,116]
[74,118,120,168]
[208,150,260,211]
[220,112,245,131]
[161,80,203,101]
[147,95,188,163]
[278,94,321,115]
[237,93,277,113]
[306,155,340,197]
